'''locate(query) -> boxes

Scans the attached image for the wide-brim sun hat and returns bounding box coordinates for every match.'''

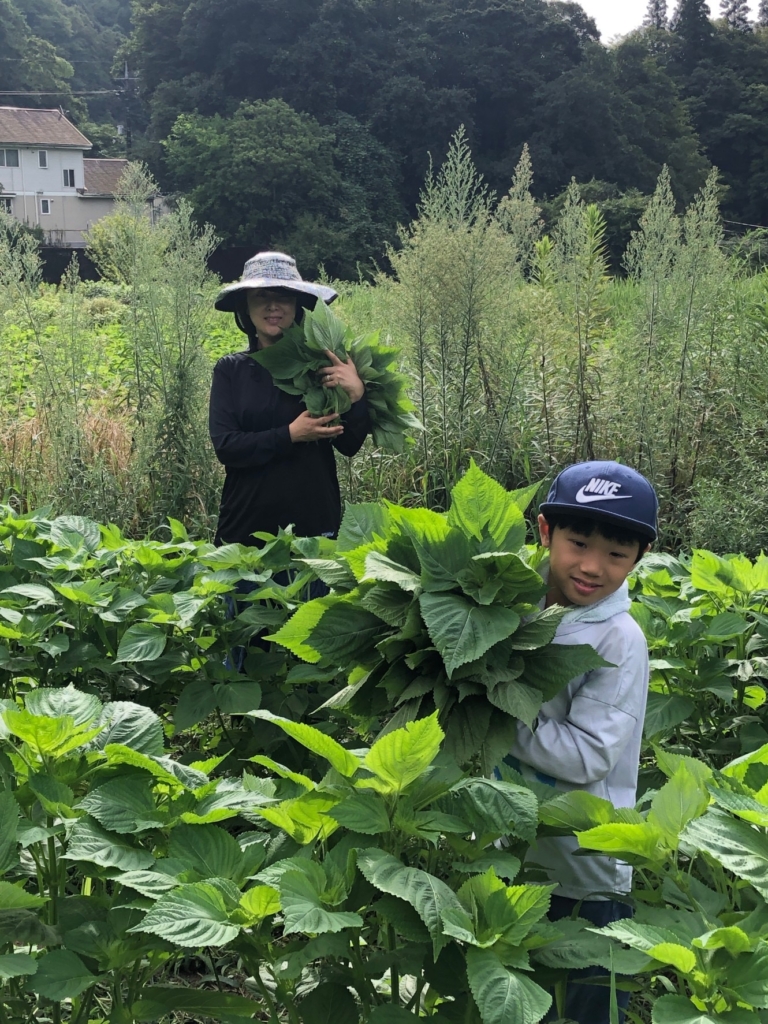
[540,460,659,540]
[214,251,338,312]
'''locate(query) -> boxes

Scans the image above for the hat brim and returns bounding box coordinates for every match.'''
[214,277,338,312]
[539,502,657,541]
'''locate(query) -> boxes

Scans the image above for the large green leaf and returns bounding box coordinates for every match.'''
[3,709,101,758]
[453,853,521,882]
[363,551,421,592]
[596,920,687,953]
[77,777,163,834]
[114,623,167,662]
[299,983,359,1024]
[280,869,363,935]
[216,681,263,715]
[248,711,360,777]
[357,848,463,957]
[110,870,180,899]
[721,940,768,1007]
[363,713,443,794]
[651,995,756,1024]
[648,765,709,847]
[0,953,36,981]
[505,606,565,650]
[420,593,520,678]
[306,600,387,661]
[329,792,390,834]
[257,790,341,844]
[337,502,391,551]
[268,596,382,663]
[62,818,154,872]
[466,947,551,1024]
[451,778,538,843]
[131,881,240,947]
[175,679,218,730]
[444,698,493,764]
[538,791,616,832]
[90,701,164,756]
[0,881,46,909]
[447,460,527,549]
[168,824,247,883]
[27,949,99,1000]
[517,643,611,700]
[644,693,695,739]
[683,810,768,899]
[132,987,258,1021]
[50,514,101,551]
[577,822,667,864]
[0,791,19,873]
[487,681,543,730]
[25,685,101,725]
[104,745,207,789]
[368,1006,419,1024]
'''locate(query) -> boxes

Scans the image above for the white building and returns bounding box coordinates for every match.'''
[0,106,138,247]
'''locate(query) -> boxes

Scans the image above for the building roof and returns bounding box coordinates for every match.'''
[83,159,129,197]
[0,107,92,149]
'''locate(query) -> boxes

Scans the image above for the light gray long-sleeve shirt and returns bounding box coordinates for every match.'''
[510,581,649,899]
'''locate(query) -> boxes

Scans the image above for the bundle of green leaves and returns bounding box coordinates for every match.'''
[269,461,608,767]
[252,299,422,451]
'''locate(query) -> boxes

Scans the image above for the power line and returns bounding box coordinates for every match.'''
[723,217,768,230]
[0,90,120,96]
[0,58,120,64]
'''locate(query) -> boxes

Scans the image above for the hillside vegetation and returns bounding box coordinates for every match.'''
[1,148,767,557]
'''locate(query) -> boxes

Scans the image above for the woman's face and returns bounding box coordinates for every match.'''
[247,288,298,346]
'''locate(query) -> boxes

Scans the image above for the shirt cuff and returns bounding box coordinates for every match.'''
[276,424,293,450]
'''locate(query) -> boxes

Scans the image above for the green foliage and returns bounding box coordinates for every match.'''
[0,685,606,1024]
[269,460,607,765]
[630,549,768,765]
[557,740,768,1023]
[0,503,354,775]
[253,300,422,452]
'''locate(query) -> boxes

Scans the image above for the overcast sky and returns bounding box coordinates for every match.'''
[577,1,759,41]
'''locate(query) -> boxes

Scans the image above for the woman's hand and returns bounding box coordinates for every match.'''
[289,410,344,443]
[321,350,365,403]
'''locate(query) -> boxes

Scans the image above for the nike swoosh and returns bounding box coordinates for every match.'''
[575,488,633,503]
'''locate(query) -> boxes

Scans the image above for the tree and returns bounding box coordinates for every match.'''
[720,0,751,31]
[163,100,340,254]
[759,0,768,26]
[670,0,714,67]
[671,0,711,36]
[644,0,668,30]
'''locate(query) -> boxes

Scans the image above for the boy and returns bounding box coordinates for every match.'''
[508,460,658,1024]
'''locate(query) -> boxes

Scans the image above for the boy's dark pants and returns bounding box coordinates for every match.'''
[545,895,633,1024]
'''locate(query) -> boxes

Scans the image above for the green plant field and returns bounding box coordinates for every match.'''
[2,154,768,1023]
[2,149,768,552]
[0,469,767,1024]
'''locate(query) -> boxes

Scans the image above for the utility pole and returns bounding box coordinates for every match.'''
[119,62,139,159]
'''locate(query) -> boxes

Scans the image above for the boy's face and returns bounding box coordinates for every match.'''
[538,514,647,608]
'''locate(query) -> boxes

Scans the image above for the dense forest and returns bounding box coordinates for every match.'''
[4,0,768,274]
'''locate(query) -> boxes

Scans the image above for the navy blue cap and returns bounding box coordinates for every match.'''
[540,461,658,540]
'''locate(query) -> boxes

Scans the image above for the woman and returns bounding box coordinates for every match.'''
[210,251,370,546]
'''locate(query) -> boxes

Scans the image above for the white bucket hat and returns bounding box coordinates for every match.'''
[214,251,337,312]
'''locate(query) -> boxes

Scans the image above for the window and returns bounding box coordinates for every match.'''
[63,169,75,187]
[38,151,47,168]
[0,149,19,167]
[40,199,51,214]
[0,198,12,214]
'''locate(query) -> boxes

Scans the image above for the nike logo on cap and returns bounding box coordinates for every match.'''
[575,478,632,503]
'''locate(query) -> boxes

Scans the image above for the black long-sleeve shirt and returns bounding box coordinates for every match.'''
[209,350,370,545]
